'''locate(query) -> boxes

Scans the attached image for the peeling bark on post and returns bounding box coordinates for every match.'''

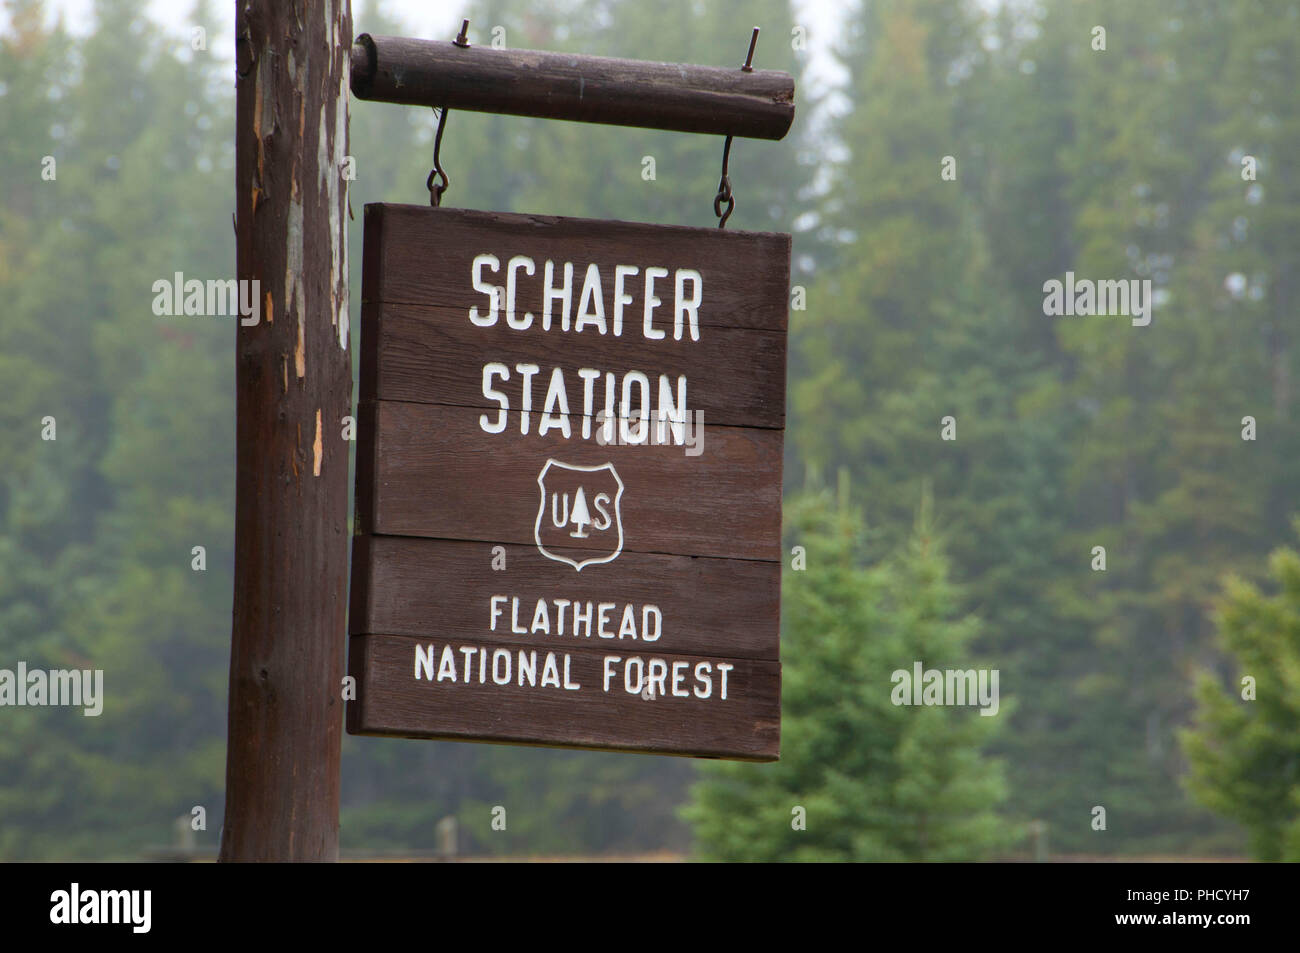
[222,0,352,862]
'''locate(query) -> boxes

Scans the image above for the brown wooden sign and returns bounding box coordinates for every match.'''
[348,204,789,760]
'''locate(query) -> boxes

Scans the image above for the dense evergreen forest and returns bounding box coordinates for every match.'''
[1,0,1297,860]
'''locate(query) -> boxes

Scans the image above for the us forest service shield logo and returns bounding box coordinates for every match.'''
[534,459,625,571]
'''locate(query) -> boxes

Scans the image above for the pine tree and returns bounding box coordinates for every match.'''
[1181,527,1300,861]
[684,484,1007,861]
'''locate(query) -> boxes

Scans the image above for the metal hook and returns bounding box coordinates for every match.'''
[427,105,449,206]
[426,21,469,206]
[713,28,758,228]
[713,135,734,228]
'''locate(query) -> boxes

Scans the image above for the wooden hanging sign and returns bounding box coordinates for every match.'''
[347,204,789,760]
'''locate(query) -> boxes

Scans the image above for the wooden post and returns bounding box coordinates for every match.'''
[221,0,353,862]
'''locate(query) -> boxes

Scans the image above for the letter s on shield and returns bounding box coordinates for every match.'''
[534,459,625,571]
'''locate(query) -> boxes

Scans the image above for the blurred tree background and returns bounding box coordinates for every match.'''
[0,0,1296,859]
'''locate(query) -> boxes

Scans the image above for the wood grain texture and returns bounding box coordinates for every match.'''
[356,399,783,561]
[350,536,781,660]
[361,204,792,333]
[359,301,787,429]
[224,0,351,862]
[349,35,795,141]
[347,633,781,760]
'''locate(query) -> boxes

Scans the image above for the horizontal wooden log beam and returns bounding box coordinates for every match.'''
[349,33,795,141]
